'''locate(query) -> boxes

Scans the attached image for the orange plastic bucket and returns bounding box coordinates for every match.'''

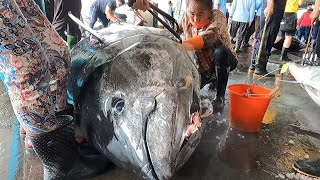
[227,84,272,132]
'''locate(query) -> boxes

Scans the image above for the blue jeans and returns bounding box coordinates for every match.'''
[297,26,311,41]
[316,27,320,57]
[89,3,110,29]
[312,26,319,40]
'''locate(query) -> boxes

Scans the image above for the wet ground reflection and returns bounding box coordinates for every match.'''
[218,128,258,170]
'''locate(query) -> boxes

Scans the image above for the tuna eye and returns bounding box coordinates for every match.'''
[112,98,125,115]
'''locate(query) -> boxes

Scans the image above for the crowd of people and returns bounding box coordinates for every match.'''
[1,0,320,179]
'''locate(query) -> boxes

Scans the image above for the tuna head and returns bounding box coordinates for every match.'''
[74,28,203,180]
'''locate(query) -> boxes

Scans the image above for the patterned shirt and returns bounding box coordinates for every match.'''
[179,10,237,75]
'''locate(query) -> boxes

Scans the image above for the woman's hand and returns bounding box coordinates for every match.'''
[133,0,150,11]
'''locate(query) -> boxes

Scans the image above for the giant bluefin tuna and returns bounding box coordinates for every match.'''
[68,24,209,180]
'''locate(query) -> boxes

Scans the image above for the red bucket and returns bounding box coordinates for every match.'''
[227,84,272,132]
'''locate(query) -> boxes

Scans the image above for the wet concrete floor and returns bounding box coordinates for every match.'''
[0,47,320,180]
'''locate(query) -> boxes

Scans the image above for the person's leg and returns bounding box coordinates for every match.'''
[283,34,293,48]
[0,0,58,136]
[244,19,255,46]
[313,26,319,40]
[16,0,71,113]
[280,33,293,61]
[280,13,296,61]
[314,26,320,66]
[51,0,67,40]
[33,0,46,15]
[274,34,283,44]
[212,47,237,110]
[97,11,110,27]
[4,1,107,179]
[254,16,261,38]
[50,0,82,50]
[264,5,286,55]
[305,26,311,42]
[252,16,261,47]
[89,3,99,29]
[235,22,249,51]
[311,26,319,48]
[316,27,320,56]
[1,0,60,149]
[229,20,239,44]
[45,0,54,23]
[66,0,82,50]
[250,0,286,76]
[297,27,303,40]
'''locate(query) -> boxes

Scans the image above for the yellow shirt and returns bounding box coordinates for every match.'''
[285,0,299,13]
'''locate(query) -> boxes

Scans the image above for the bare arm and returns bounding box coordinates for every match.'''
[298,0,304,6]
[105,6,117,22]
[310,0,320,23]
[316,0,320,8]
[264,0,274,21]
[315,0,320,12]
[133,0,150,11]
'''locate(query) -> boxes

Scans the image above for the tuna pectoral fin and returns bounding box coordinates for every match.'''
[200,99,213,118]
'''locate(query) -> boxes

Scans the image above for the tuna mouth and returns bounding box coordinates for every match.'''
[183,91,201,140]
[142,102,160,180]
[141,90,201,180]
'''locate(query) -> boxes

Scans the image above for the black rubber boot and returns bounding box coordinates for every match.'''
[248,64,255,71]
[280,47,292,61]
[293,159,320,178]
[249,50,257,71]
[212,66,229,111]
[207,75,217,91]
[314,57,320,66]
[67,35,78,51]
[253,56,275,78]
[29,115,110,180]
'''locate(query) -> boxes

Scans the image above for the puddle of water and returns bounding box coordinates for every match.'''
[217,128,259,170]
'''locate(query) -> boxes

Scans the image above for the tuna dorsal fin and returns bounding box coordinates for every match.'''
[68,12,103,43]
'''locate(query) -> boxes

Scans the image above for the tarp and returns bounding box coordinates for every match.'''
[289,63,320,106]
